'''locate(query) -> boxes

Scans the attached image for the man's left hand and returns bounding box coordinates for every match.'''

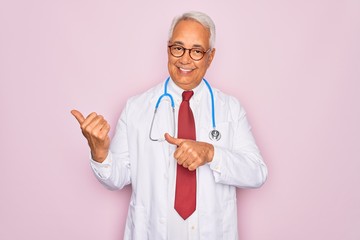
[164,133,214,171]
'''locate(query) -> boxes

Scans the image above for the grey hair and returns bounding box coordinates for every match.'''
[168,11,216,49]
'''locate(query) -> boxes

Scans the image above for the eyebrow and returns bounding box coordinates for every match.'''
[171,41,205,49]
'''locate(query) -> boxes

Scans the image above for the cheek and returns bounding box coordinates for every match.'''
[168,57,178,68]
[197,62,209,72]
[167,53,174,64]
[168,59,175,69]
[168,61,179,77]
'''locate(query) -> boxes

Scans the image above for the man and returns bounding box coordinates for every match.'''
[72,11,267,240]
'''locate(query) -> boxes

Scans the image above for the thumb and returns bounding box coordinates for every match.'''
[164,133,184,146]
[71,109,85,125]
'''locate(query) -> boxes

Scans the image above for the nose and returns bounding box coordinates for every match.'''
[179,49,192,64]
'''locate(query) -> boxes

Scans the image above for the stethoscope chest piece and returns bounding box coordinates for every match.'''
[209,129,221,141]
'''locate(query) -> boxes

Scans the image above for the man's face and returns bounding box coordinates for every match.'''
[168,20,215,90]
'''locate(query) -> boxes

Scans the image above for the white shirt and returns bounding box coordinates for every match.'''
[90,78,268,240]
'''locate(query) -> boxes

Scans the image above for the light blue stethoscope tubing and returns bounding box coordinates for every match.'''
[155,77,175,109]
[203,77,216,130]
[149,77,220,141]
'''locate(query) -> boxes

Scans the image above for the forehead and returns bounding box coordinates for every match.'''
[170,20,210,48]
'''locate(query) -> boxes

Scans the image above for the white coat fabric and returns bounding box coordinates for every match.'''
[90,78,268,240]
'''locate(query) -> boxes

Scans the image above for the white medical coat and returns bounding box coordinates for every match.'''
[91,79,268,240]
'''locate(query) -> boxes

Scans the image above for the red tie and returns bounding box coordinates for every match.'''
[174,91,196,220]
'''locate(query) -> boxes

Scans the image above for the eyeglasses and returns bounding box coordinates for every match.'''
[168,45,211,61]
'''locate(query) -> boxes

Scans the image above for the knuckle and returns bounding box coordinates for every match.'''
[189,150,197,159]
[183,142,190,148]
[84,124,92,133]
[82,125,91,135]
[98,133,107,141]
[91,128,99,138]
[87,112,97,120]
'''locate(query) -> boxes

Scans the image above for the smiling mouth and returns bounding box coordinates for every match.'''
[178,67,194,73]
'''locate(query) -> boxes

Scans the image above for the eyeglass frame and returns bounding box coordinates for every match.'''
[168,45,211,61]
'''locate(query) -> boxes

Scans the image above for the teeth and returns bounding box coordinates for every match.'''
[180,68,192,72]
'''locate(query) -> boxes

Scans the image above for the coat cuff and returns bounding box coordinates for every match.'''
[90,152,112,180]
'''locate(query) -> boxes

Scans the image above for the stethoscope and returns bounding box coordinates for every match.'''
[149,77,221,142]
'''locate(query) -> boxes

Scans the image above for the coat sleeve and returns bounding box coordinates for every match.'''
[208,97,268,188]
[90,104,132,190]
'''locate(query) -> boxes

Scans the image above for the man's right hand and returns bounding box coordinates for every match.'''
[71,110,111,163]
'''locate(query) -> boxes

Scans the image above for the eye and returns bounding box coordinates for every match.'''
[191,49,204,57]
[172,46,183,52]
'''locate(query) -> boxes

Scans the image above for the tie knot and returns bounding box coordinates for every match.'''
[182,91,194,102]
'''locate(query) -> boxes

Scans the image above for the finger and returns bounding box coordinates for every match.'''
[84,115,105,135]
[182,157,193,167]
[98,122,111,139]
[91,118,109,139]
[164,133,184,146]
[181,157,198,171]
[176,153,187,165]
[81,112,98,131]
[188,162,197,171]
[174,146,185,161]
[71,109,86,124]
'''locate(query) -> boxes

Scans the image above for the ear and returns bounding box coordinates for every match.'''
[206,48,216,68]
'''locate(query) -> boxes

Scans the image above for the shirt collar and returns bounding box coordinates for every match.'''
[167,77,205,103]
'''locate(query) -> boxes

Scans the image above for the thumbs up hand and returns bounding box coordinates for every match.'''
[164,133,214,171]
[71,110,110,163]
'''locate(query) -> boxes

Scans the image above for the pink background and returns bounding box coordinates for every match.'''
[1,0,359,239]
